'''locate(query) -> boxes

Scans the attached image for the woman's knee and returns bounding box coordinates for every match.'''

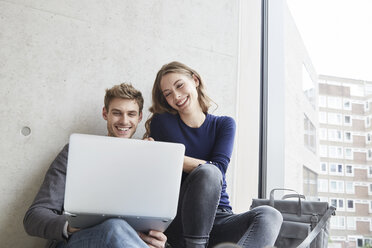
[254,205,283,225]
[192,163,223,187]
[99,218,135,237]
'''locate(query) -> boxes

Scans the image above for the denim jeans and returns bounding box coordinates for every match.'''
[56,219,148,248]
[165,164,283,248]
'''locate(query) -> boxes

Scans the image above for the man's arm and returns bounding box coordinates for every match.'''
[23,145,69,242]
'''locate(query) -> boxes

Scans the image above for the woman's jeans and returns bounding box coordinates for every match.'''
[56,219,149,248]
[165,164,283,248]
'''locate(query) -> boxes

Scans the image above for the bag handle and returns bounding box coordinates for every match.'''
[296,206,336,248]
[269,188,302,216]
[282,194,306,200]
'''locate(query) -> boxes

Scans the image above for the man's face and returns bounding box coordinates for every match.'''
[102,98,142,138]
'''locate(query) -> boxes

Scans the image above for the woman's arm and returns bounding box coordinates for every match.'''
[183,156,206,173]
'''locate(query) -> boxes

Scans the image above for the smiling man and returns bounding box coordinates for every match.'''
[23,83,167,248]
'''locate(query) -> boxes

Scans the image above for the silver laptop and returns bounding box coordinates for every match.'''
[64,133,184,232]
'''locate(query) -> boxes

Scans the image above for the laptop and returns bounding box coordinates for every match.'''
[64,133,184,232]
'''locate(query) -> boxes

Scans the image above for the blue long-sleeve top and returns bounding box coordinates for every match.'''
[150,112,236,210]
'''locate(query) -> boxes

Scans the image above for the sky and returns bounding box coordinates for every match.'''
[286,0,372,81]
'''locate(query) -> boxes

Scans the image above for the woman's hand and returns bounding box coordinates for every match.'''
[143,137,155,141]
[138,230,167,248]
[183,156,206,173]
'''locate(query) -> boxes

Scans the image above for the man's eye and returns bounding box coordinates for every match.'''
[113,112,121,115]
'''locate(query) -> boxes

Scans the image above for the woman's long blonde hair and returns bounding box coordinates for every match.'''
[144,61,214,138]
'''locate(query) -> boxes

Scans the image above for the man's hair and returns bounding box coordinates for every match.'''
[104,83,144,113]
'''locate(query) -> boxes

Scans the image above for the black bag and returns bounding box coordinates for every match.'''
[250,188,336,248]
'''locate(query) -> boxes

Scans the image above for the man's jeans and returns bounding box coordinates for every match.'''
[57,219,148,248]
[165,164,283,248]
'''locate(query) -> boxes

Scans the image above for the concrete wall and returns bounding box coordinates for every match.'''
[0,0,242,246]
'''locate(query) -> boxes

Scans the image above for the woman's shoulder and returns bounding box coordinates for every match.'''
[208,114,236,127]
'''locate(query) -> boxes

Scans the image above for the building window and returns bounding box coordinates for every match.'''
[367,133,371,144]
[330,198,344,211]
[346,199,355,212]
[319,95,327,108]
[303,166,317,199]
[344,99,351,110]
[367,150,372,161]
[369,183,372,195]
[319,112,327,124]
[302,64,315,108]
[304,115,316,153]
[344,132,352,142]
[347,217,356,230]
[345,181,354,194]
[331,216,346,229]
[319,128,327,140]
[327,96,342,109]
[344,115,352,126]
[370,201,372,213]
[320,162,328,174]
[344,148,353,160]
[320,145,328,157]
[345,165,353,176]
[365,101,370,112]
[328,113,342,125]
[366,116,371,128]
[330,180,344,193]
[329,146,343,159]
[329,163,343,175]
[369,166,372,177]
[318,179,328,192]
[328,129,342,142]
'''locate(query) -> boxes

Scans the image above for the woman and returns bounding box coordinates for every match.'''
[144,61,282,248]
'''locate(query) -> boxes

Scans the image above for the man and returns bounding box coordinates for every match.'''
[23,83,166,248]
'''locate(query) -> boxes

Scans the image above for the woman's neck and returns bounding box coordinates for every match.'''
[179,110,206,128]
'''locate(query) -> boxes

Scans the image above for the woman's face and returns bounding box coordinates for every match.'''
[160,72,200,114]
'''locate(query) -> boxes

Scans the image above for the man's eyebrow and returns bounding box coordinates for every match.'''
[162,79,182,93]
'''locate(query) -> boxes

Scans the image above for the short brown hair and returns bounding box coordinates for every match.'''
[104,83,144,113]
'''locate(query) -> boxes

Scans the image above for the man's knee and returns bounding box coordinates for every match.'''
[99,218,135,237]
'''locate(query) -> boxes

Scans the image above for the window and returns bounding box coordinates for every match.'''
[320,145,328,157]
[319,95,327,108]
[344,131,352,142]
[327,96,342,109]
[344,115,352,126]
[344,148,353,160]
[368,166,372,177]
[346,199,355,212]
[331,216,345,229]
[319,128,327,140]
[329,180,344,193]
[330,198,344,211]
[328,129,342,142]
[345,181,354,194]
[328,146,343,158]
[347,217,356,230]
[328,113,342,125]
[319,112,327,124]
[370,201,372,213]
[329,163,343,175]
[304,115,316,153]
[367,133,371,144]
[369,183,372,195]
[318,179,328,192]
[345,165,353,176]
[366,116,371,128]
[343,99,351,110]
[367,149,372,160]
[302,65,315,108]
[320,162,327,174]
[365,101,370,112]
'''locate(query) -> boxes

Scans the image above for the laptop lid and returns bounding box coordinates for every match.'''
[64,133,184,232]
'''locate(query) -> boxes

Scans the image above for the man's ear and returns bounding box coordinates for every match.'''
[102,107,108,120]
[192,74,200,87]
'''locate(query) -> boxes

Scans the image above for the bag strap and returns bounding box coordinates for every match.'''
[296,206,336,248]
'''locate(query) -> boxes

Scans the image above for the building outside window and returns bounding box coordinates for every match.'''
[304,115,316,153]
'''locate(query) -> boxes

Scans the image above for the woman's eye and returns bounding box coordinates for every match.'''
[165,92,172,98]
[177,83,184,88]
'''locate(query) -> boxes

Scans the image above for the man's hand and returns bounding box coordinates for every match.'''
[143,137,155,141]
[138,230,167,248]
